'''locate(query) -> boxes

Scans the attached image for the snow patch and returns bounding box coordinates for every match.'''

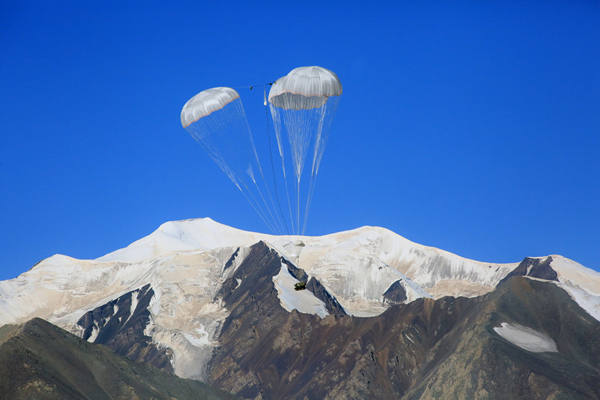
[494,322,558,353]
[272,263,329,318]
[151,328,212,381]
[182,325,213,347]
[87,324,99,343]
[130,291,138,317]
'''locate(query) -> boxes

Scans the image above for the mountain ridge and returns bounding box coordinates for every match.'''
[1,217,599,398]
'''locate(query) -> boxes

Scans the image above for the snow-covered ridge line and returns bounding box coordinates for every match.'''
[93,218,518,285]
[89,218,598,305]
[18,218,593,305]
[96,218,274,263]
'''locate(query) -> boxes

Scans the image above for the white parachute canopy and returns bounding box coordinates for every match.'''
[269,66,342,235]
[181,87,284,234]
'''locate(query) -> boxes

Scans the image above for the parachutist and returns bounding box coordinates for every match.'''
[294,282,306,291]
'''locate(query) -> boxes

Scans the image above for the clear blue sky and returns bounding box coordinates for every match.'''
[1,0,598,280]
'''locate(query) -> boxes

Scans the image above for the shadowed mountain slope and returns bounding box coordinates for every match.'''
[0,318,237,400]
[76,284,174,373]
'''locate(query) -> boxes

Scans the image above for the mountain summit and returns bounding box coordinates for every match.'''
[1,218,599,399]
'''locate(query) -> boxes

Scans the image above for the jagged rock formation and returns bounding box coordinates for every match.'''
[76,284,173,372]
[382,280,408,305]
[498,256,559,285]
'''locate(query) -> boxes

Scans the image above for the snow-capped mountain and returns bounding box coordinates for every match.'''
[1,217,599,395]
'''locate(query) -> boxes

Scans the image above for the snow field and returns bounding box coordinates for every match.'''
[494,322,558,353]
[272,263,329,318]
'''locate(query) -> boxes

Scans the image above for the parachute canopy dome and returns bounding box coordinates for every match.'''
[268,66,343,110]
[181,87,240,128]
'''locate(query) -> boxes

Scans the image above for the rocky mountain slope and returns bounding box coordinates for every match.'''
[1,218,599,398]
[205,242,600,399]
[0,317,237,399]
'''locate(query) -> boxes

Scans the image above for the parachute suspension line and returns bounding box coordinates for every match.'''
[239,103,286,235]
[270,103,296,236]
[302,97,340,235]
[237,81,292,235]
[248,178,282,234]
[264,86,290,236]
[302,122,323,236]
[297,176,301,236]
[236,182,279,234]
[280,106,316,235]
[302,177,316,236]
[284,173,295,235]
[266,91,295,235]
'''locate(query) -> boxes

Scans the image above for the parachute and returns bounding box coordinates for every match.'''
[181,87,283,234]
[269,66,342,235]
[180,66,342,237]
